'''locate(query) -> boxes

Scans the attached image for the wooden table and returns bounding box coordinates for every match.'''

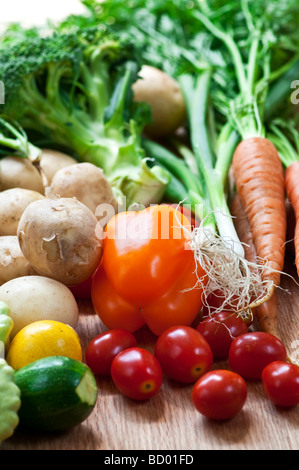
[2,260,299,451]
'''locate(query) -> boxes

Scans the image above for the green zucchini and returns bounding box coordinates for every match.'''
[14,356,98,432]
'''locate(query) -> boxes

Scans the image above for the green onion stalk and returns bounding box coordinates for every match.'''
[143,67,261,317]
[269,119,299,169]
[193,0,299,141]
[191,0,299,306]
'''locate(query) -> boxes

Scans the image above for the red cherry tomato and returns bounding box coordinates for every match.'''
[202,290,254,326]
[202,289,239,314]
[228,332,287,379]
[262,361,299,407]
[111,347,163,400]
[192,370,247,420]
[196,311,248,359]
[154,326,213,383]
[85,329,137,376]
[202,290,225,315]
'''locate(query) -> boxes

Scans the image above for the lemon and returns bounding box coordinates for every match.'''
[6,320,82,370]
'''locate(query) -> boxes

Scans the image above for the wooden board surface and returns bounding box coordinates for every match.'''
[0,0,298,454]
[2,259,299,451]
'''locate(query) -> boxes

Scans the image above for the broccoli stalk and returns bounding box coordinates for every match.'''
[0,31,170,208]
[0,117,41,163]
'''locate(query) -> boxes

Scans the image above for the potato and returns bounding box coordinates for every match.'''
[0,236,35,286]
[39,149,77,184]
[17,197,103,286]
[0,188,45,236]
[0,156,44,194]
[45,162,118,217]
[132,65,187,137]
[0,275,79,338]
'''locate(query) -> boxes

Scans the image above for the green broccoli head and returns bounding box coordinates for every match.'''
[0,28,170,207]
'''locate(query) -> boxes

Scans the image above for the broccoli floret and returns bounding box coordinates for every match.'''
[0,28,170,207]
[0,23,42,50]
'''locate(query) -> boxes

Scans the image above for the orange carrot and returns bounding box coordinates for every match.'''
[230,194,280,338]
[230,194,257,264]
[232,137,286,292]
[285,161,299,276]
[254,292,280,338]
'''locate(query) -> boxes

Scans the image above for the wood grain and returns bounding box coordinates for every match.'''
[2,260,299,451]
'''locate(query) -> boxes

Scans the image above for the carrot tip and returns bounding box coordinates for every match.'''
[236,282,275,313]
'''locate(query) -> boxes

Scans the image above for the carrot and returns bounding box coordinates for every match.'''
[254,292,280,338]
[192,0,296,311]
[285,161,299,276]
[230,194,280,338]
[232,136,287,297]
[230,194,257,265]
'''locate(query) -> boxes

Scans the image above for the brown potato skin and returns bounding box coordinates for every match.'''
[40,149,77,184]
[17,198,103,286]
[0,188,45,236]
[0,275,79,338]
[0,236,35,286]
[132,65,186,137]
[46,162,118,218]
[0,156,44,194]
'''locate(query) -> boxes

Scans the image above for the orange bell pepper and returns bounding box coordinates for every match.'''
[91,204,206,336]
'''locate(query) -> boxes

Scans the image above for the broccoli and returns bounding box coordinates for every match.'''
[0,28,170,208]
[0,23,41,50]
[0,117,41,163]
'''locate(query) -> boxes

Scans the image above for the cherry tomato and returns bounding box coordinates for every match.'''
[111,347,163,400]
[202,290,225,315]
[228,332,287,379]
[154,326,213,383]
[202,290,254,326]
[192,370,247,420]
[85,329,137,376]
[196,311,248,359]
[262,361,299,407]
[202,290,237,314]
